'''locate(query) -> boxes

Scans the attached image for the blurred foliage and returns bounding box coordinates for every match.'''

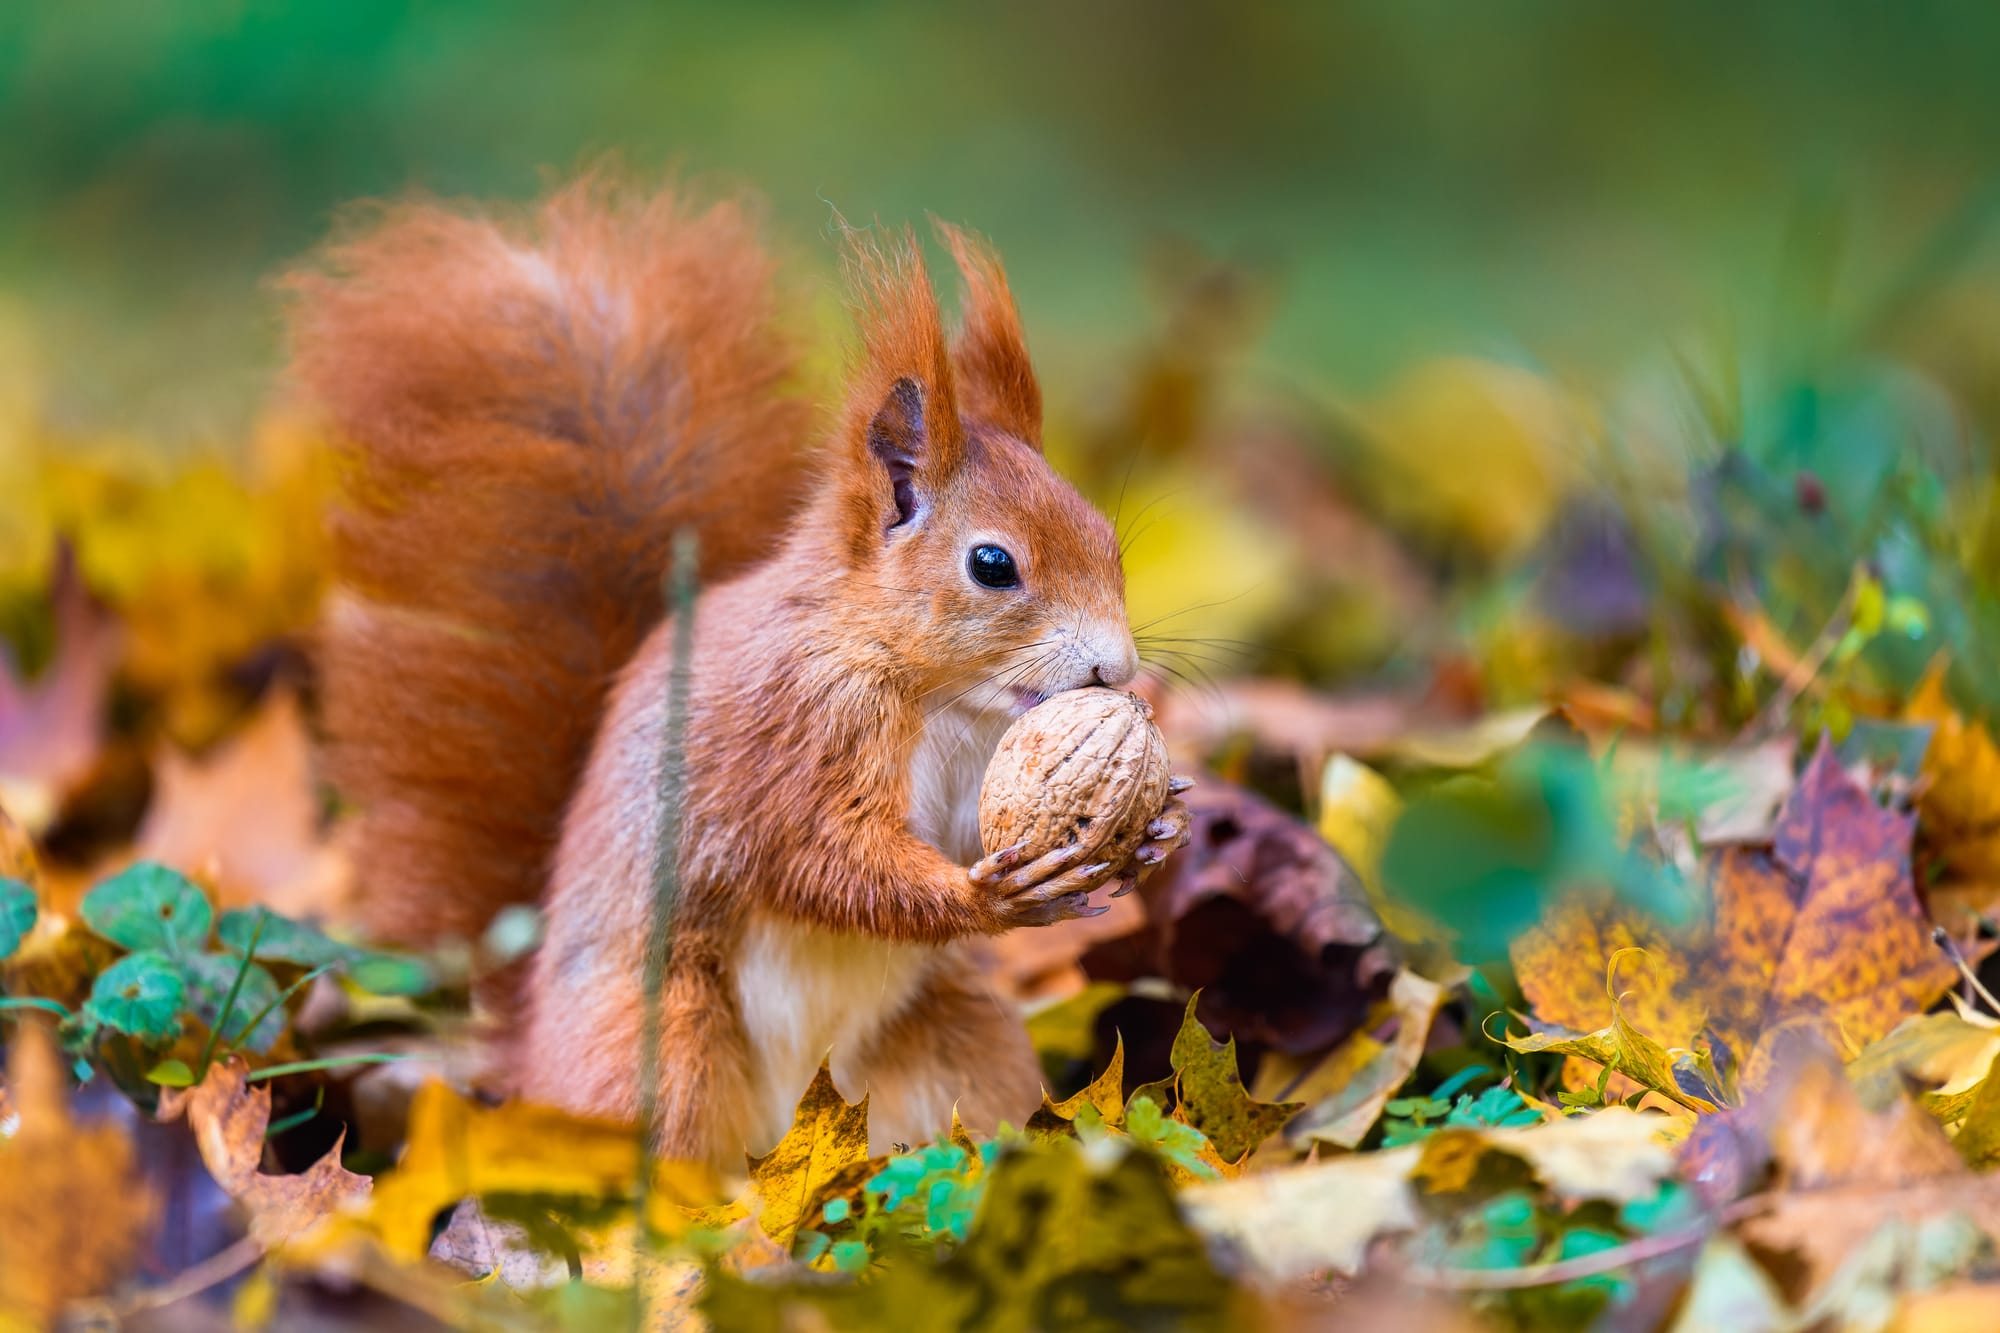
[10,6,2000,1326]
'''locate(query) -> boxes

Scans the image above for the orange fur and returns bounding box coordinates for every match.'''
[295,177,1137,1166]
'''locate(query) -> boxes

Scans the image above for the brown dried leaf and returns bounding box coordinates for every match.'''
[158,1058,370,1247]
[0,545,118,832]
[135,687,349,916]
[1726,1041,2000,1304]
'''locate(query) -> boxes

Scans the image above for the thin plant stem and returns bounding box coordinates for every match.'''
[636,529,699,1322]
[244,1052,420,1082]
[198,908,268,1079]
[229,964,332,1050]
[0,997,70,1017]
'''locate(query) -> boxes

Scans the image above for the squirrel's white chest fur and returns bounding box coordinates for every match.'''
[734,705,1008,1151]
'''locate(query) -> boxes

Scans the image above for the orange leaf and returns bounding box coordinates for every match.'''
[1513,741,1955,1097]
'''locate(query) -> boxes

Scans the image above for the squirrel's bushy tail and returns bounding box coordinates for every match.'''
[286,177,808,958]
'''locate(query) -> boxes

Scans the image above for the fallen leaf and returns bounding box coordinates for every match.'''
[0,1021,154,1323]
[1183,1106,1674,1282]
[157,1058,371,1246]
[360,1081,716,1261]
[1317,753,1453,956]
[1846,1012,2000,1113]
[742,1062,872,1247]
[1665,1238,1791,1333]
[0,544,118,832]
[1081,776,1389,1057]
[1905,663,2000,915]
[1948,1051,2000,1167]
[1025,1034,1127,1139]
[1727,1042,2000,1305]
[1512,740,1955,1096]
[706,1138,1239,1331]
[1499,948,1720,1115]
[134,687,349,916]
[1145,994,1302,1163]
[1254,968,1445,1149]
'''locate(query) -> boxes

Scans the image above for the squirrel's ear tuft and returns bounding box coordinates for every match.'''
[935,221,1041,448]
[843,226,964,532]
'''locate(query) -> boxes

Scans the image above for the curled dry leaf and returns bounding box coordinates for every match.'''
[1082,776,1389,1057]
[0,1021,154,1323]
[157,1058,371,1247]
[1255,968,1446,1150]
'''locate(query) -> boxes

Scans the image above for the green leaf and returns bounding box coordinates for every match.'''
[0,878,37,959]
[216,909,352,967]
[1123,1095,1220,1182]
[1160,994,1302,1161]
[80,862,212,956]
[146,1058,195,1087]
[345,952,434,997]
[181,951,285,1053]
[214,908,433,996]
[83,951,187,1042]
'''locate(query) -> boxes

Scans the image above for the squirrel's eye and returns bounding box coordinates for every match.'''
[968,544,1020,589]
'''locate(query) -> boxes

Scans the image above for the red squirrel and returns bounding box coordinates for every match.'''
[287,177,1190,1165]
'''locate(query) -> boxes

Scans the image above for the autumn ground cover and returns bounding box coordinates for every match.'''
[10,7,2000,1331]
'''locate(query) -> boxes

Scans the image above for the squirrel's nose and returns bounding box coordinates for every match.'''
[1089,642,1139,689]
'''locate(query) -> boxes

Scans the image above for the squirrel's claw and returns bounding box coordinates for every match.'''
[1129,794,1192,887]
[1167,774,1197,795]
[968,840,1034,886]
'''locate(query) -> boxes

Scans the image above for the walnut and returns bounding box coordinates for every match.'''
[979,689,1171,867]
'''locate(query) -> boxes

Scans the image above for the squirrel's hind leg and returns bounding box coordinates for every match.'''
[856,945,1040,1153]
[519,934,758,1172]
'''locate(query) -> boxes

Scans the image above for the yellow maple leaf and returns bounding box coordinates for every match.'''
[739,1062,871,1248]
[362,1081,720,1262]
[1024,1034,1127,1142]
[1152,994,1302,1164]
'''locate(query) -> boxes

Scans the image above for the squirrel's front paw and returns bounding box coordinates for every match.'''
[1109,777,1195,897]
[969,840,1119,927]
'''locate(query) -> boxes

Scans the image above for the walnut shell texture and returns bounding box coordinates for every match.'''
[978,688,1171,867]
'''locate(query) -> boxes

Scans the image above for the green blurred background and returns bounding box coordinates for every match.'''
[4,0,2000,741]
[7,1,1997,434]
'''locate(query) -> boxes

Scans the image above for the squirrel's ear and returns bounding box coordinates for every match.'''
[935,221,1041,448]
[845,226,965,534]
[867,377,928,530]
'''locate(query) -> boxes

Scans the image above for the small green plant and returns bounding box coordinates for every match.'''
[0,860,430,1101]
[1381,1066,1542,1145]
